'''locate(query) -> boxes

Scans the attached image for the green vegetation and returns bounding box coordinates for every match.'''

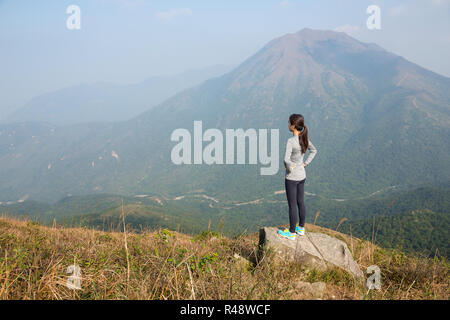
[339,209,449,258]
[2,182,448,259]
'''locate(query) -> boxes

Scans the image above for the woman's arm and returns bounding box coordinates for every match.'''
[303,140,317,166]
[284,139,296,171]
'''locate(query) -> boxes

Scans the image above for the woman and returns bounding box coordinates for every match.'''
[278,114,318,240]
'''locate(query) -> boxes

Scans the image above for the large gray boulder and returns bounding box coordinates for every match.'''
[259,227,364,280]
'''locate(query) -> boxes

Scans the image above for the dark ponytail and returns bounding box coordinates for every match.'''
[289,114,309,154]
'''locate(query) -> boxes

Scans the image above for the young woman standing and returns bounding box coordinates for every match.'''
[278,114,318,240]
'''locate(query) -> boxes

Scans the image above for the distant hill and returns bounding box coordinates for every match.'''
[0,28,449,204]
[340,209,449,258]
[3,64,234,125]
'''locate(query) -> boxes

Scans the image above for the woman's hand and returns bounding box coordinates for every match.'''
[289,163,306,171]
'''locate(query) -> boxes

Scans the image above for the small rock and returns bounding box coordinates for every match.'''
[295,281,326,299]
[233,253,249,270]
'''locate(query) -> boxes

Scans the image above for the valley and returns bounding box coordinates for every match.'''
[2,181,448,258]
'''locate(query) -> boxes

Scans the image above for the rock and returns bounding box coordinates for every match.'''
[233,253,250,270]
[295,281,326,299]
[280,280,326,299]
[259,227,364,280]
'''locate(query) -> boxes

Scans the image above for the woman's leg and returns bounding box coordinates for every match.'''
[297,178,306,227]
[285,179,299,233]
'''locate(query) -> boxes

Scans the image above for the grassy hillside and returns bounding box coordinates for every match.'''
[2,183,448,259]
[0,216,448,300]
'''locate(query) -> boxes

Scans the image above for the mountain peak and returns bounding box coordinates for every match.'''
[295,27,346,38]
[227,28,383,93]
[274,28,373,52]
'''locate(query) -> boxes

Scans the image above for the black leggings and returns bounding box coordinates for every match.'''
[285,178,306,233]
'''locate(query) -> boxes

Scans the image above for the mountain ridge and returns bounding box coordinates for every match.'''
[0,28,449,203]
[3,64,234,125]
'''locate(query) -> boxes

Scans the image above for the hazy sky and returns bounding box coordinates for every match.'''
[0,0,449,119]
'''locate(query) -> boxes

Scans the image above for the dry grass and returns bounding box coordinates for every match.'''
[300,223,449,300]
[0,217,448,300]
